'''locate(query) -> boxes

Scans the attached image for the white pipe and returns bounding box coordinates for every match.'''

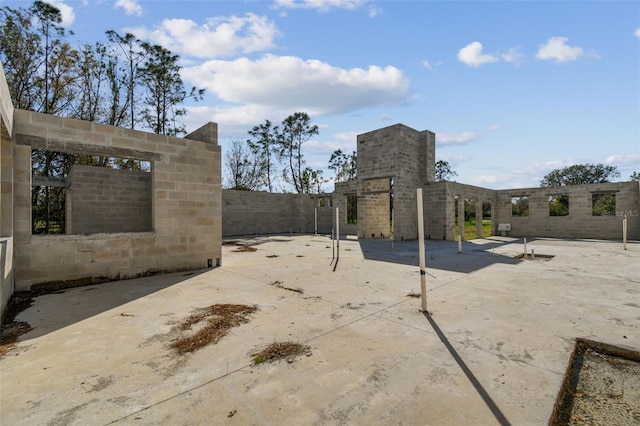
[417,188,427,312]
[531,249,535,260]
[623,214,628,250]
[458,234,462,254]
[336,207,340,259]
[523,237,527,256]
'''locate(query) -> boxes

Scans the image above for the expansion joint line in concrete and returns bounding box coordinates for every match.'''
[104,295,414,425]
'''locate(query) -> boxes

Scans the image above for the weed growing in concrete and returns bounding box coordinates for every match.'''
[251,342,310,365]
[171,304,257,354]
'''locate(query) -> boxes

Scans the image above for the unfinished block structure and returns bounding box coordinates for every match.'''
[223,122,639,246]
[0,64,222,321]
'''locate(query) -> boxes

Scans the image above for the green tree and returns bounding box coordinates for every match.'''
[247,119,279,193]
[540,163,620,187]
[106,30,146,129]
[225,139,264,190]
[629,171,640,181]
[435,160,457,182]
[276,112,319,194]
[328,149,357,182]
[0,4,42,110]
[301,167,325,194]
[138,43,204,135]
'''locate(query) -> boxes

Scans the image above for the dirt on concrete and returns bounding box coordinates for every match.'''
[170,304,257,354]
[251,341,311,365]
[550,339,640,425]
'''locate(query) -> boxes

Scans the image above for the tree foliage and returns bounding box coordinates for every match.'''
[225,139,264,191]
[328,149,357,182]
[540,163,620,187]
[629,171,640,182]
[1,1,201,233]
[247,119,279,193]
[138,43,204,136]
[276,112,319,194]
[435,160,457,182]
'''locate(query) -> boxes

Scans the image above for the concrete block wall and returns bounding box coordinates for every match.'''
[12,110,221,290]
[333,180,358,236]
[494,182,640,240]
[1,64,14,321]
[67,165,152,234]
[359,178,391,239]
[222,190,315,236]
[356,124,435,240]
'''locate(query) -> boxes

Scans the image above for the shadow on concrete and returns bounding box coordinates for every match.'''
[13,270,209,341]
[424,312,512,426]
[358,238,522,274]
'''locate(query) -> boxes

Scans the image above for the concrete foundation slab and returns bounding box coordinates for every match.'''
[1,235,638,425]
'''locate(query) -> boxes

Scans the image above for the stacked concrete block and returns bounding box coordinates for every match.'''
[494,182,640,240]
[222,190,315,236]
[11,110,221,290]
[67,165,152,234]
[356,124,435,241]
[333,179,359,236]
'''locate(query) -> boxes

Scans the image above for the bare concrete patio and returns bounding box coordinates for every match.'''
[1,235,638,425]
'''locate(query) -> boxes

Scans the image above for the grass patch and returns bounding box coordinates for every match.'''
[170,304,257,354]
[252,341,310,365]
[232,245,257,252]
[456,219,492,241]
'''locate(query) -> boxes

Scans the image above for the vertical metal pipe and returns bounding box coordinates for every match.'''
[336,207,340,259]
[314,207,317,235]
[417,188,427,312]
[623,214,628,250]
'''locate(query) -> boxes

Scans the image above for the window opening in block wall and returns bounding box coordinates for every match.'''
[347,194,358,224]
[549,195,569,216]
[31,148,151,235]
[511,196,529,217]
[482,200,492,237]
[592,193,615,216]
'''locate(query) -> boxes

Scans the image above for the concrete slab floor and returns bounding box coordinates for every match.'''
[1,235,638,425]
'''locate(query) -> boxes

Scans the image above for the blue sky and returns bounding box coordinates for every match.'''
[3,0,640,190]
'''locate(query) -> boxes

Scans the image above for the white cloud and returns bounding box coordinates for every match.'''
[438,154,470,166]
[535,37,584,63]
[422,60,432,71]
[457,41,499,67]
[501,46,524,65]
[368,5,381,18]
[436,131,479,146]
[127,14,279,59]
[47,0,75,27]
[635,28,640,38]
[604,153,640,166]
[182,54,410,116]
[272,0,366,13]
[115,0,143,17]
[487,125,500,131]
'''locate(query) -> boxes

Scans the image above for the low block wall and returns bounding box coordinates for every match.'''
[12,111,222,290]
[222,190,316,236]
[494,182,640,240]
[67,165,152,234]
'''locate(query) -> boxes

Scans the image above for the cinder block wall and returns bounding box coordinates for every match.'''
[333,180,358,236]
[494,182,640,240]
[222,190,315,236]
[68,165,152,234]
[12,110,221,290]
[1,64,14,321]
[356,124,435,240]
